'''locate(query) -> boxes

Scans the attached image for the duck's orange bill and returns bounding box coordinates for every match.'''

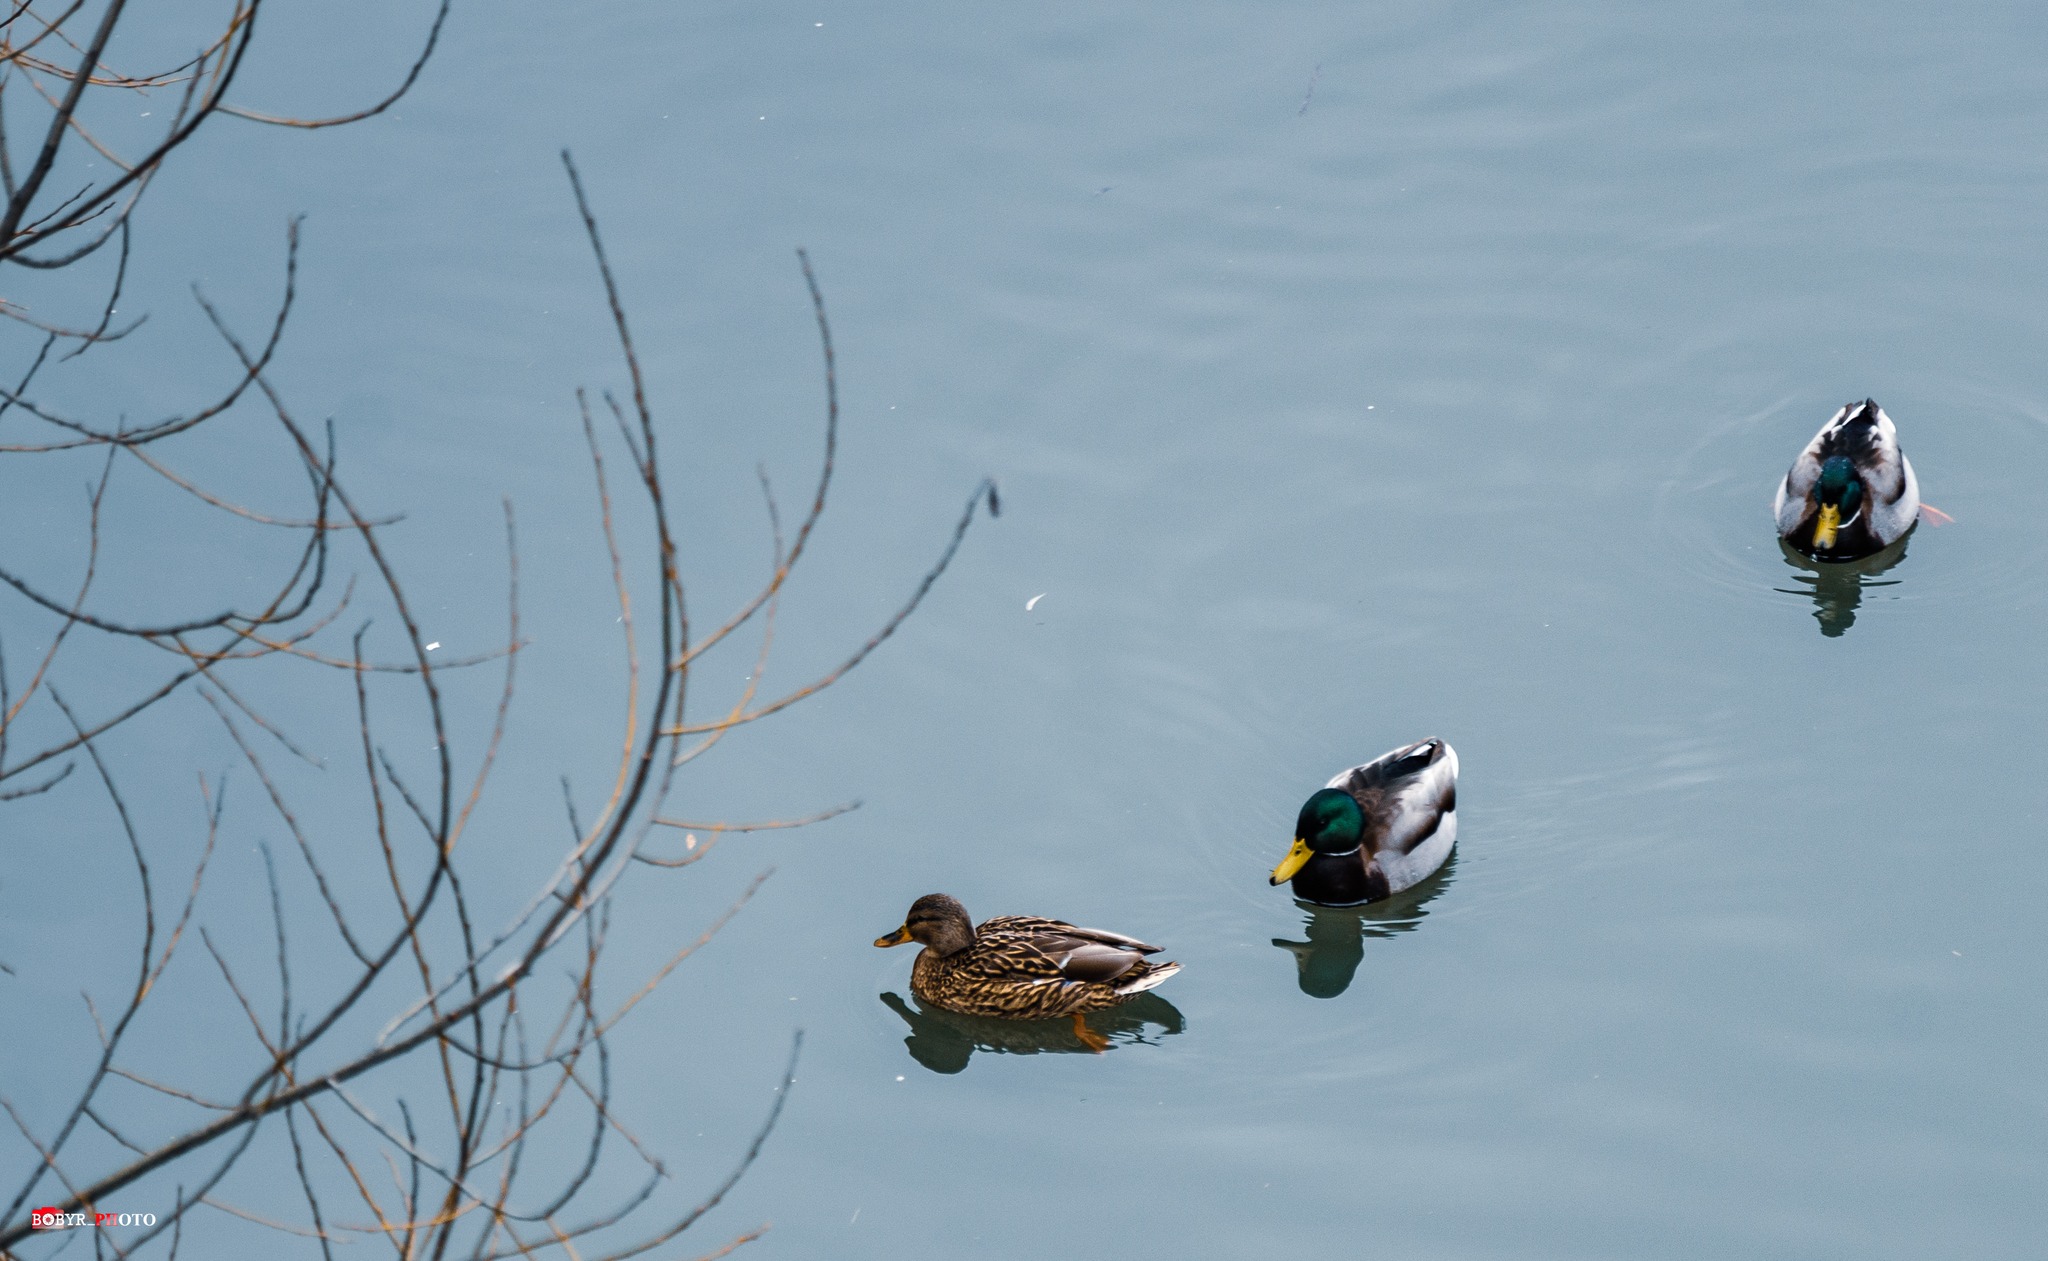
[1270,838,1315,886]
[873,925,914,948]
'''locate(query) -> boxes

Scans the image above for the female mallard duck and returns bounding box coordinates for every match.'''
[1270,738,1457,907]
[1774,399,1919,561]
[873,894,1181,1051]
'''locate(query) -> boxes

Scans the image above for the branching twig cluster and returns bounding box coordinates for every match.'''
[0,8,998,1252]
[0,0,449,279]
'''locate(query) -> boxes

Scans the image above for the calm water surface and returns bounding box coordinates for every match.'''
[4,2,2046,1257]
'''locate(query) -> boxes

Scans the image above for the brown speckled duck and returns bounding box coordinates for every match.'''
[873,894,1181,1051]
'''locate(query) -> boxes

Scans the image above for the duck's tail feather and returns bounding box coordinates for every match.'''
[1818,399,1886,459]
[1115,961,1181,995]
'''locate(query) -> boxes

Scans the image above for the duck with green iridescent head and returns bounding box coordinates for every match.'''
[1774,399,1921,561]
[1270,738,1458,907]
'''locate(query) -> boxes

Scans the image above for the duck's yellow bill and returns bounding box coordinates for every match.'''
[1270,838,1315,886]
[1813,503,1842,549]
[873,925,913,948]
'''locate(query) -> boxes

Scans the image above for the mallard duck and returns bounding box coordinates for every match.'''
[1270,738,1458,906]
[873,894,1181,1051]
[1774,399,1920,561]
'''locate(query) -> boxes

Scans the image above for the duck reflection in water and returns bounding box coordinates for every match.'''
[1270,852,1456,999]
[878,991,1185,1075]
[1775,536,1908,638]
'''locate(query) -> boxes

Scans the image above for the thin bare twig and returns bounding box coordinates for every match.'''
[222,0,451,129]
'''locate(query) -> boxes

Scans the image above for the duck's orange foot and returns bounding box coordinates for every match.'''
[1920,503,1956,526]
[1071,1012,1109,1053]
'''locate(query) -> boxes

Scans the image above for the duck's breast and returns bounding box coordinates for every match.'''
[1290,849,1387,906]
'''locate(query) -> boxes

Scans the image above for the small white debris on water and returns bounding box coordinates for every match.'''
[895,1075,905,1082]
[1026,593,1045,612]
[850,1208,862,1225]
[425,642,440,650]
[1366,405,1375,410]
[684,833,698,850]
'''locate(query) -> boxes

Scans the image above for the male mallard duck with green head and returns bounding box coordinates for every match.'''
[1270,738,1458,907]
[874,894,1181,1051]
[1774,399,1921,561]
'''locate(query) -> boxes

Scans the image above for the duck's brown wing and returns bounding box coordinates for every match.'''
[977,916,1160,983]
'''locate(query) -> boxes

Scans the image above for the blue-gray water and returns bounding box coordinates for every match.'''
[4,2,2046,1256]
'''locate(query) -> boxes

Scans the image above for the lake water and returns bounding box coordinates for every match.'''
[4,2,2046,1256]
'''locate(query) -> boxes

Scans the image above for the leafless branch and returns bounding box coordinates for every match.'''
[1,132,992,1258]
[220,0,451,130]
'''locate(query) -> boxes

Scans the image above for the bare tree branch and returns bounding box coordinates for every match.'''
[1,129,992,1256]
